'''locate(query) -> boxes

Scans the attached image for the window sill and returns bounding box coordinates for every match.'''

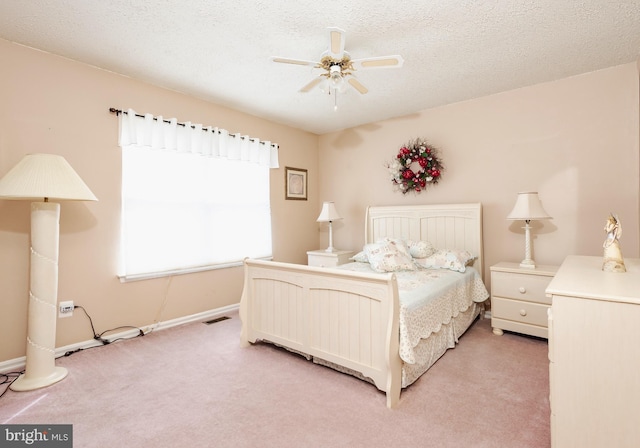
[118,257,272,282]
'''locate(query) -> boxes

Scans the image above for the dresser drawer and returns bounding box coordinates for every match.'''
[492,296,549,328]
[491,271,552,304]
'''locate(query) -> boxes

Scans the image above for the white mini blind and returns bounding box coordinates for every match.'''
[117,109,278,280]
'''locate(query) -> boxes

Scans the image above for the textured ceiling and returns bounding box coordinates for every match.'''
[1,1,639,135]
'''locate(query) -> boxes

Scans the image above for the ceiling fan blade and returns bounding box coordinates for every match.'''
[299,76,324,93]
[351,55,404,70]
[327,27,345,59]
[347,77,368,94]
[272,57,319,67]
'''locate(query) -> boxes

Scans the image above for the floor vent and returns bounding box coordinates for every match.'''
[203,316,231,325]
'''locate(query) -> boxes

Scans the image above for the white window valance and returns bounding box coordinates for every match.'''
[117,108,279,168]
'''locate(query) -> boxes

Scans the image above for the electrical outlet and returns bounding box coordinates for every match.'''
[59,300,74,318]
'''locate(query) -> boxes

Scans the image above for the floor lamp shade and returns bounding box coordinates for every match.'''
[317,201,342,253]
[507,192,551,268]
[0,154,97,201]
[0,154,97,391]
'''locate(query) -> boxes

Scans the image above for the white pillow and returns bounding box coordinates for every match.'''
[349,251,369,263]
[406,240,436,258]
[414,249,476,272]
[364,238,415,272]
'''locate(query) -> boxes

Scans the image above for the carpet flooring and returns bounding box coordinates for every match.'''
[0,311,550,447]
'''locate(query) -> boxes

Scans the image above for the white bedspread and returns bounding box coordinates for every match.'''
[337,263,489,364]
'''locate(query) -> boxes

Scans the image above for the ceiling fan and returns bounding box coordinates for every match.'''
[272,27,404,109]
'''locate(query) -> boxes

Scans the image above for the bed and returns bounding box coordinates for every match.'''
[239,203,488,408]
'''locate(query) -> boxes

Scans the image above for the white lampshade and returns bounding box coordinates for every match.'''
[317,201,342,222]
[0,154,97,201]
[507,192,551,221]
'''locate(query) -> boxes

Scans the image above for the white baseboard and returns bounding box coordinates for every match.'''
[0,303,239,374]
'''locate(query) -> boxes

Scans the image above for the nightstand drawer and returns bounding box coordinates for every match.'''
[491,271,552,305]
[308,254,340,267]
[491,296,549,328]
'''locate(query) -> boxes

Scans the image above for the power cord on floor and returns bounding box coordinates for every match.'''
[0,305,146,398]
[0,371,23,398]
[59,305,145,358]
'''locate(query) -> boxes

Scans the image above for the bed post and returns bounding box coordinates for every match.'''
[239,258,251,348]
[385,275,402,408]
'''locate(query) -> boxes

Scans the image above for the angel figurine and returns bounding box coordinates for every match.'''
[602,213,626,272]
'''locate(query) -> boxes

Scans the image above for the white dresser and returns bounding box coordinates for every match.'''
[490,262,558,338]
[546,255,640,448]
[306,249,354,268]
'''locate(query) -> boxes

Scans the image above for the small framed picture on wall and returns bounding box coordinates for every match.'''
[285,166,307,200]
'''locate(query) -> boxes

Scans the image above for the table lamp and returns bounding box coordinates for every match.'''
[316,201,342,252]
[507,192,551,269]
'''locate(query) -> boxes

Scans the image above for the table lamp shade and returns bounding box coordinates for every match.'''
[507,192,551,221]
[316,201,342,222]
[0,154,97,201]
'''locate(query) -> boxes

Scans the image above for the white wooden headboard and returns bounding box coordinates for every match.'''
[365,203,484,279]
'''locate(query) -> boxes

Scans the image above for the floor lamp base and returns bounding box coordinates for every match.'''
[10,366,68,392]
[10,202,68,392]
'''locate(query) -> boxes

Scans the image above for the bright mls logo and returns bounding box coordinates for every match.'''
[0,424,72,447]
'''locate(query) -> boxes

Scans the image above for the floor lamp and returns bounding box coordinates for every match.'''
[316,201,342,252]
[507,191,551,269]
[0,154,97,391]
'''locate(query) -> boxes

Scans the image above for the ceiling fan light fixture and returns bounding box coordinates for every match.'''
[329,65,344,87]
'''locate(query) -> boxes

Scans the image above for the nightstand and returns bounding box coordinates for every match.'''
[307,249,354,268]
[490,262,558,338]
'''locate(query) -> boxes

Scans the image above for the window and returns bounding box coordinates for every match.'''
[116,110,278,280]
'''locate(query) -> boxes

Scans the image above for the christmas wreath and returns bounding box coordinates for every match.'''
[386,138,444,194]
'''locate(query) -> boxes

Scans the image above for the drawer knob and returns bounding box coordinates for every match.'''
[518,286,526,294]
[519,309,527,316]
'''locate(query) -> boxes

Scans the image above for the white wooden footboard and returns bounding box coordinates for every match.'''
[239,258,403,408]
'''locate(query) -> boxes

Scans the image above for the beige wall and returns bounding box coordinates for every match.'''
[0,39,319,363]
[318,62,640,283]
